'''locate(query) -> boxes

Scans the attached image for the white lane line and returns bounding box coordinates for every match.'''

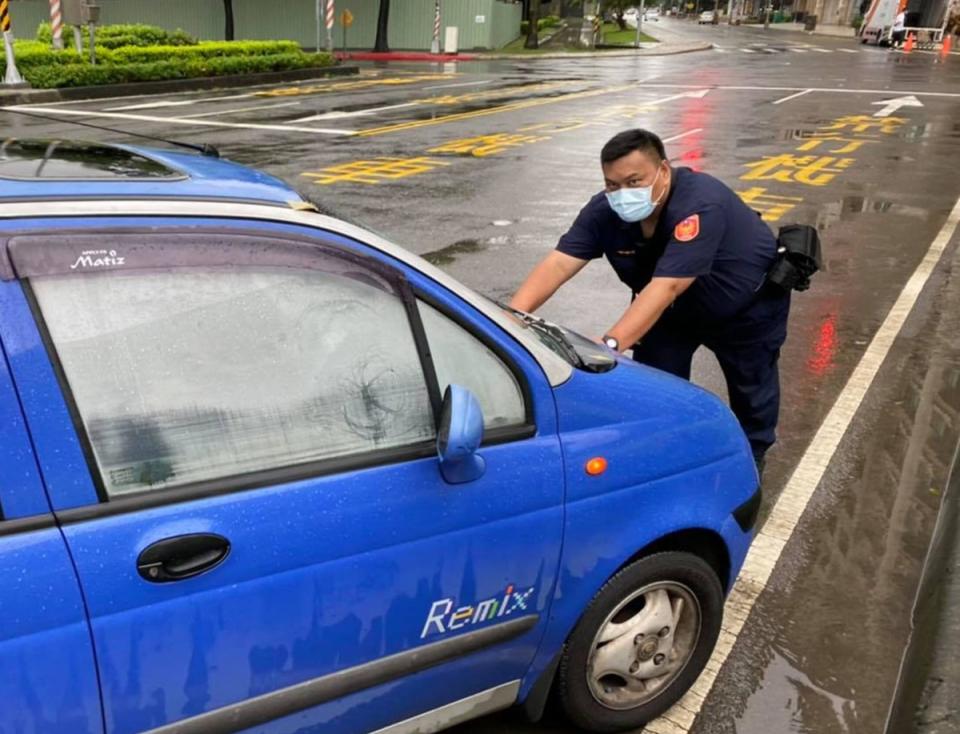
[1,105,357,136]
[662,128,703,143]
[421,79,495,91]
[740,48,758,53]
[772,88,813,105]
[789,47,810,52]
[717,85,960,97]
[837,48,859,53]
[644,193,960,734]
[810,47,834,52]
[290,101,419,122]
[180,101,302,119]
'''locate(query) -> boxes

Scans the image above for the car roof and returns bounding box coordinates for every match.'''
[0,138,304,205]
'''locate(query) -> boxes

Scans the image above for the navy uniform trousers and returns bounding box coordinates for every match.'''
[631,286,791,460]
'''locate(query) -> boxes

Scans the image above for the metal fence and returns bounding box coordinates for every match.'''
[7,0,522,49]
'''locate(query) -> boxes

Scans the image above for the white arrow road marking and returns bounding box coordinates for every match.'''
[872,94,924,117]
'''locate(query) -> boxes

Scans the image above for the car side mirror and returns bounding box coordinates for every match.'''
[437,385,486,484]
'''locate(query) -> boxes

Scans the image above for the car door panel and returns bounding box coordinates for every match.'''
[0,285,103,734]
[8,223,564,734]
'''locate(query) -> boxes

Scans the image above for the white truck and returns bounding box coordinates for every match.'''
[860,0,901,45]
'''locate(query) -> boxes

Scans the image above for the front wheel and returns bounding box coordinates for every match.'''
[556,552,724,732]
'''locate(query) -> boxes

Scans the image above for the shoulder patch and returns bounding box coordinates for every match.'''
[674,215,700,243]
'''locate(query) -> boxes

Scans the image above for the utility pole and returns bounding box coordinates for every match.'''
[1,0,26,87]
[325,0,334,53]
[636,0,646,45]
[431,0,440,54]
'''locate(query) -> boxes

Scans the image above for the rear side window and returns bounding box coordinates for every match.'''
[31,267,435,497]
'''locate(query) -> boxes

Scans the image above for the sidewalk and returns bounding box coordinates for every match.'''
[742,20,857,38]
[336,41,710,62]
[336,20,711,63]
[886,441,960,733]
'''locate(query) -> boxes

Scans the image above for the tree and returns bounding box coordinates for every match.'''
[223,0,235,41]
[374,0,390,52]
[525,0,540,48]
[604,0,635,30]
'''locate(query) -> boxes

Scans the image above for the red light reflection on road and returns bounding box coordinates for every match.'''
[672,96,711,170]
[807,313,838,376]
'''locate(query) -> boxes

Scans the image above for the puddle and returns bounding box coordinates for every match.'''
[737,648,857,733]
[815,195,934,231]
[421,239,486,266]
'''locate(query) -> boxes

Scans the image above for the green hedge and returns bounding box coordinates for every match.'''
[19,51,333,89]
[520,15,563,35]
[6,21,334,89]
[13,39,301,68]
[37,22,198,47]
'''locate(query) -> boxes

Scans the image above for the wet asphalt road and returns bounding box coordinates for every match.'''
[5,18,960,734]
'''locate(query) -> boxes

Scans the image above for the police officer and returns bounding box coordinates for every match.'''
[510,129,790,473]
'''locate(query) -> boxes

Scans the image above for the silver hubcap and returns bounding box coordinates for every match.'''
[586,581,702,710]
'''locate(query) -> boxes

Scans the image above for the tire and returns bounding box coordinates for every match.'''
[556,552,724,732]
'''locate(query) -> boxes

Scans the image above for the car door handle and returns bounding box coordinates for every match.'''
[137,533,231,583]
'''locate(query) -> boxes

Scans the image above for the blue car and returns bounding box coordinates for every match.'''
[0,138,759,734]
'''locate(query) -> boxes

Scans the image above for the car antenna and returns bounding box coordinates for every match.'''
[1,107,220,158]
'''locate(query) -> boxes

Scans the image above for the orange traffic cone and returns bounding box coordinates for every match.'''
[903,33,915,53]
[941,34,953,59]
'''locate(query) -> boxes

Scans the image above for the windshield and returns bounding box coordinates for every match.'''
[494,301,617,373]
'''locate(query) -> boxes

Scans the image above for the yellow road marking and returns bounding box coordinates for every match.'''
[356,84,634,138]
[255,74,459,98]
[301,156,451,184]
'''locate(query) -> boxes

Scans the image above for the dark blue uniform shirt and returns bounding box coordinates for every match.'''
[557,167,778,324]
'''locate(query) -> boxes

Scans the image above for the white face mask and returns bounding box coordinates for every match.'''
[605,166,665,222]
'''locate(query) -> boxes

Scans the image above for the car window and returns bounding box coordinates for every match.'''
[417,300,526,429]
[32,267,435,497]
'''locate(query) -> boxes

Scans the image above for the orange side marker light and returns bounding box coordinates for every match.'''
[585,457,608,476]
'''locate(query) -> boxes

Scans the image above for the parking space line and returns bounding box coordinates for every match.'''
[106,92,258,112]
[662,128,703,143]
[180,101,302,119]
[106,100,205,112]
[645,195,960,733]
[772,88,812,105]
[2,105,358,136]
[290,102,420,122]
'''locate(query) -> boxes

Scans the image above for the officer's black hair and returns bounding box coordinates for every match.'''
[600,129,667,165]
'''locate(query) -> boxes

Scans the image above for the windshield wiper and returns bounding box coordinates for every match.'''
[497,302,586,367]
